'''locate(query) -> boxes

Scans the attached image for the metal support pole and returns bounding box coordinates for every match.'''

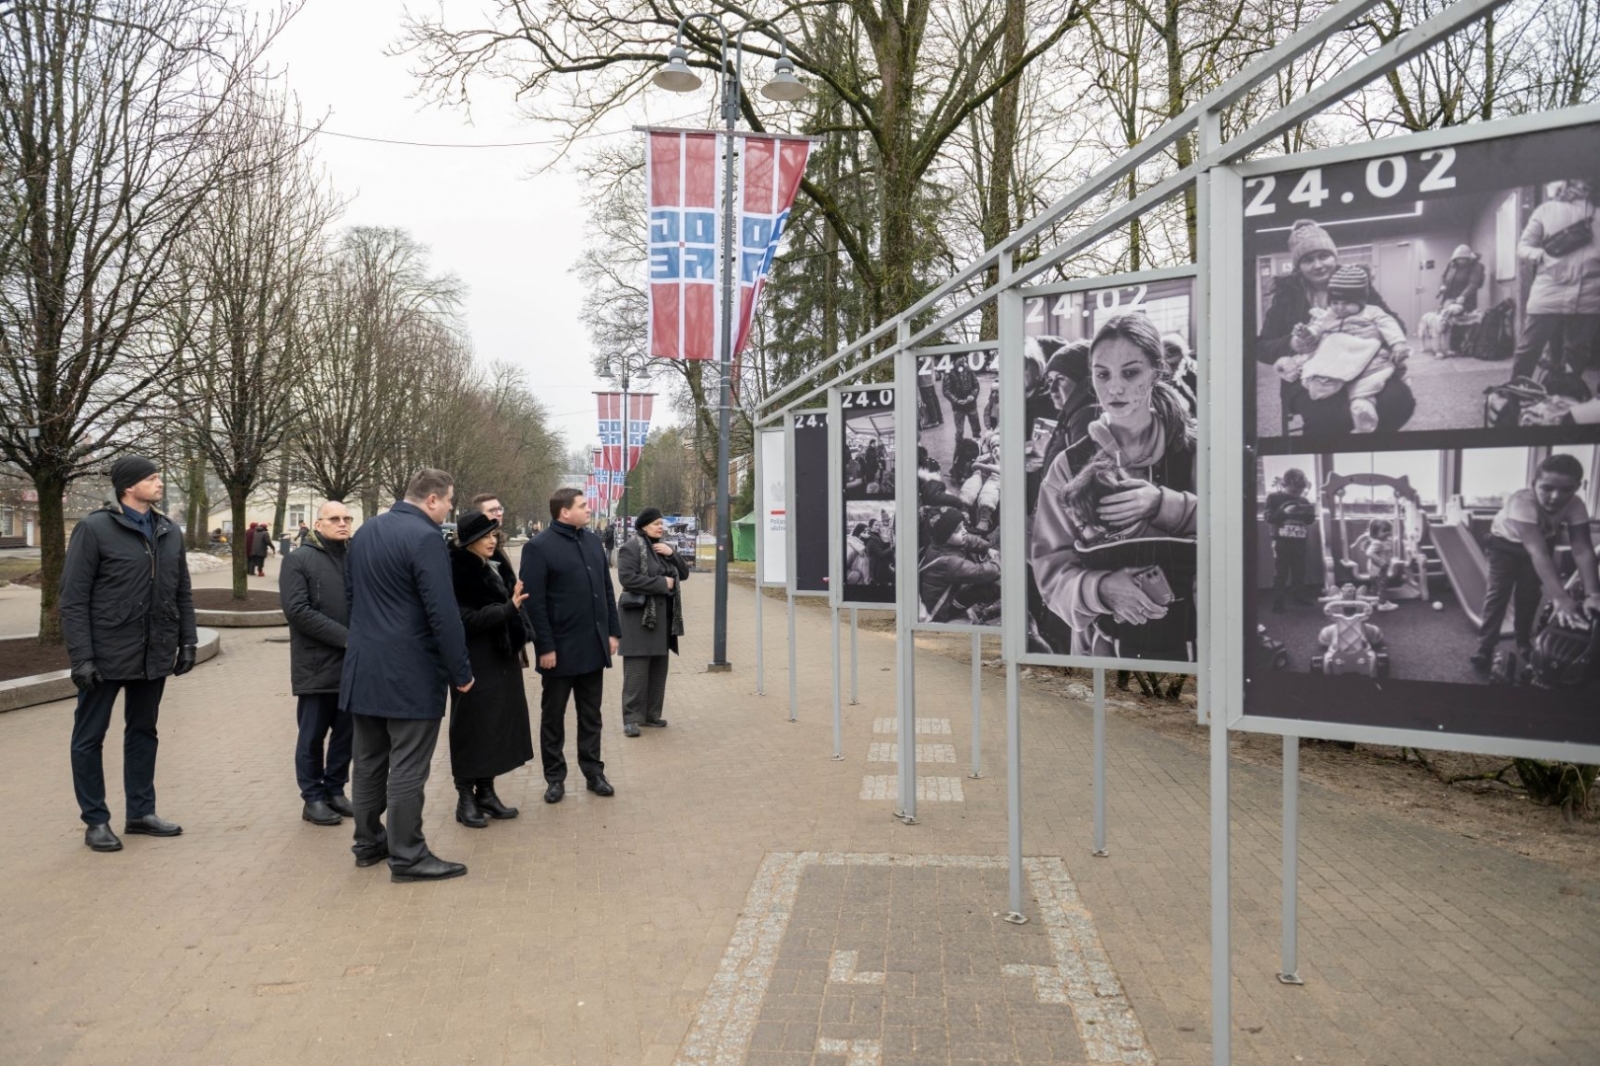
[708,60,738,673]
[969,632,983,779]
[849,607,859,704]
[787,591,797,722]
[831,606,844,760]
[755,583,765,695]
[1211,705,1231,1064]
[1093,668,1108,857]
[894,626,917,823]
[1279,735,1304,985]
[1003,657,1026,923]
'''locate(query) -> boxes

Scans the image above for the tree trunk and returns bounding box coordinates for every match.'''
[184,457,208,549]
[272,461,290,537]
[34,472,68,646]
[230,485,250,601]
[981,0,1027,341]
[361,488,380,527]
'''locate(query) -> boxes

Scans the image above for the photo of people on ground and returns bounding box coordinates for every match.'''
[1018,278,1200,661]
[916,349,1001,626]
[1249,445,1600,741]
[838,388,897,606]
[1245,121,1600,440]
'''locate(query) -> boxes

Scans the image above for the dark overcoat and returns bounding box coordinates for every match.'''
[447,547,534,779]
[338,501,472,719]
[278,534,349,694]
[59,504,197,681]
[616,534,688,657]
[519,521,619,678]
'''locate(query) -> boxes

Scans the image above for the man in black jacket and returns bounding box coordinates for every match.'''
[59,456,198,853]
[279,500,355,827]
[521,487,620,804]
[340,469,474,883]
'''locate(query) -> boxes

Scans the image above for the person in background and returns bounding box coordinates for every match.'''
[469,492,517,587]
[616,508,688,738]
[1470,453,1600,672]
[447,510,534,827]
[1419,244,1484,359]
[295,521,312,547]
[521,487,619,803]
[1264,467,1318,612]
[340,468,475,883]
[602,518,618,568]
[278,501,355,826]
[1511,178,1600,380]
[1160,333,1199,415]
[60,456,197,853]
[943,357,982,441]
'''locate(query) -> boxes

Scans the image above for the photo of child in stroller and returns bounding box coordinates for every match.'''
[1248,146,1600,438]
[1252,448,1600,692]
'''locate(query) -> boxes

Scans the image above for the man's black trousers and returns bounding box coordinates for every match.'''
[350,714,440,868]
[70,677,166,827]
[540,669,605,784]
[295,692,353,803]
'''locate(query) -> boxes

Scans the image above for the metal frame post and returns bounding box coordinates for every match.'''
[755,582,764,695]
[1279,736,1304,984]
[707,48,738,673]
[1093,668,1108,857]
[831,605,844,760]
[787,591,797,722]
[970,632,983,779]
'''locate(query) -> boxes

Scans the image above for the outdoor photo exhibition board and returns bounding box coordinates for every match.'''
[787,409,830,597]
[1219,108,1600,758]
[912,347,1003,629]
[831,384,898,608]
[757,427,787,588]
[1007,271,1201,671]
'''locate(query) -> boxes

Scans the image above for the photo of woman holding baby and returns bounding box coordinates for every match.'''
[1028,314,1199,660]
[1255,219,1418,436]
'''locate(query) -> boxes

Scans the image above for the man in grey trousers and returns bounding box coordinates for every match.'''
[339,469,474,882]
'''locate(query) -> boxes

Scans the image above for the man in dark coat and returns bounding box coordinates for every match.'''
[521,486,620,803]
[943,359,982,441]
[59,456,198,853]
[340,469,474,883]
[279,500,355,827]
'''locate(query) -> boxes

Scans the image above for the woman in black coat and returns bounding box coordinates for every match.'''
[616,508,689,737]
[448,511,535,828]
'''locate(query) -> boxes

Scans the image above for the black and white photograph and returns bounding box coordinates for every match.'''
[836,387,897,606]
[1018,278,1200,662]
[1245,121,1600,441]
[916,349,1001,625]
[790,410,830,595]
[1248,444,1600,742]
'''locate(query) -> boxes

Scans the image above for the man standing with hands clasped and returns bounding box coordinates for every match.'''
[340,469,475,882]
[60,456,197,853]
[521,487,620,803]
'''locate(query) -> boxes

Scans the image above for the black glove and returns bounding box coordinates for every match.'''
[173,645,197,676]
[71,661,103,692]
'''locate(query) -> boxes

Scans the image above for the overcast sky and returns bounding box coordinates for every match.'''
[252,1,681,466]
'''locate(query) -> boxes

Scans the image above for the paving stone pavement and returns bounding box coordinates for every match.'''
[1,555,1597,1066]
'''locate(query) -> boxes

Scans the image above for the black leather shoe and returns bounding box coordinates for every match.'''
[325,794,354,818]
[85,824,122,852]
[390,853,468,883]
[642,719,668,728]
[544,781,564,804]
[624,722,641,737]
[124,814,182,837]
[586,775,615,797]
[455,787,488,828]
[302,800,342,826]
[353,845,389,868]
[474,783,518,819]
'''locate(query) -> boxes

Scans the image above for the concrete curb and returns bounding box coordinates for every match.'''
[193,608,285,628]
[0,627,222,714]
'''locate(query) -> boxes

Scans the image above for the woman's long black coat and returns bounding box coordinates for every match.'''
[447,547,534,780]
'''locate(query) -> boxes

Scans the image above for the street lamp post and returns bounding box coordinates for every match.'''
[654,16,806,672]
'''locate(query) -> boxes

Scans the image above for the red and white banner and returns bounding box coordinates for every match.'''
[597,393,624,472]
[626,393,653,470]
[645,129,812,363]
[597,392,656,473]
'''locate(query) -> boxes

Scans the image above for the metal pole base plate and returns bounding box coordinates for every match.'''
[705,662,732,673]
[1001,912,1029,925]
[1092,848,1109,858]
[967,772,983,780]
[830,754,845,762]
[892,811,918,825]
[1276,972,1305,986]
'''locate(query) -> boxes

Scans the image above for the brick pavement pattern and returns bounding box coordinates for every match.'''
[1,555,1598,1065]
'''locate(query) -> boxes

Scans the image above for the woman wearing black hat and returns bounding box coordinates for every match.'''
[615,508,689,738]
[447,510,535,827]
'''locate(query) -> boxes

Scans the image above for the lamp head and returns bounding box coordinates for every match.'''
[653,45,702,93]
[760,55,809,102]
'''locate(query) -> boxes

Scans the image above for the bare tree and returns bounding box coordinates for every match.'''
[180,88,338,599]
[0,0,294,643]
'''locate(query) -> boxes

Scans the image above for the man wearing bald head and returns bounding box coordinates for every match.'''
[279,501,357,825]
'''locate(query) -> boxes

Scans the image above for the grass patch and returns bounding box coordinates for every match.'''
[0,557,41,583]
